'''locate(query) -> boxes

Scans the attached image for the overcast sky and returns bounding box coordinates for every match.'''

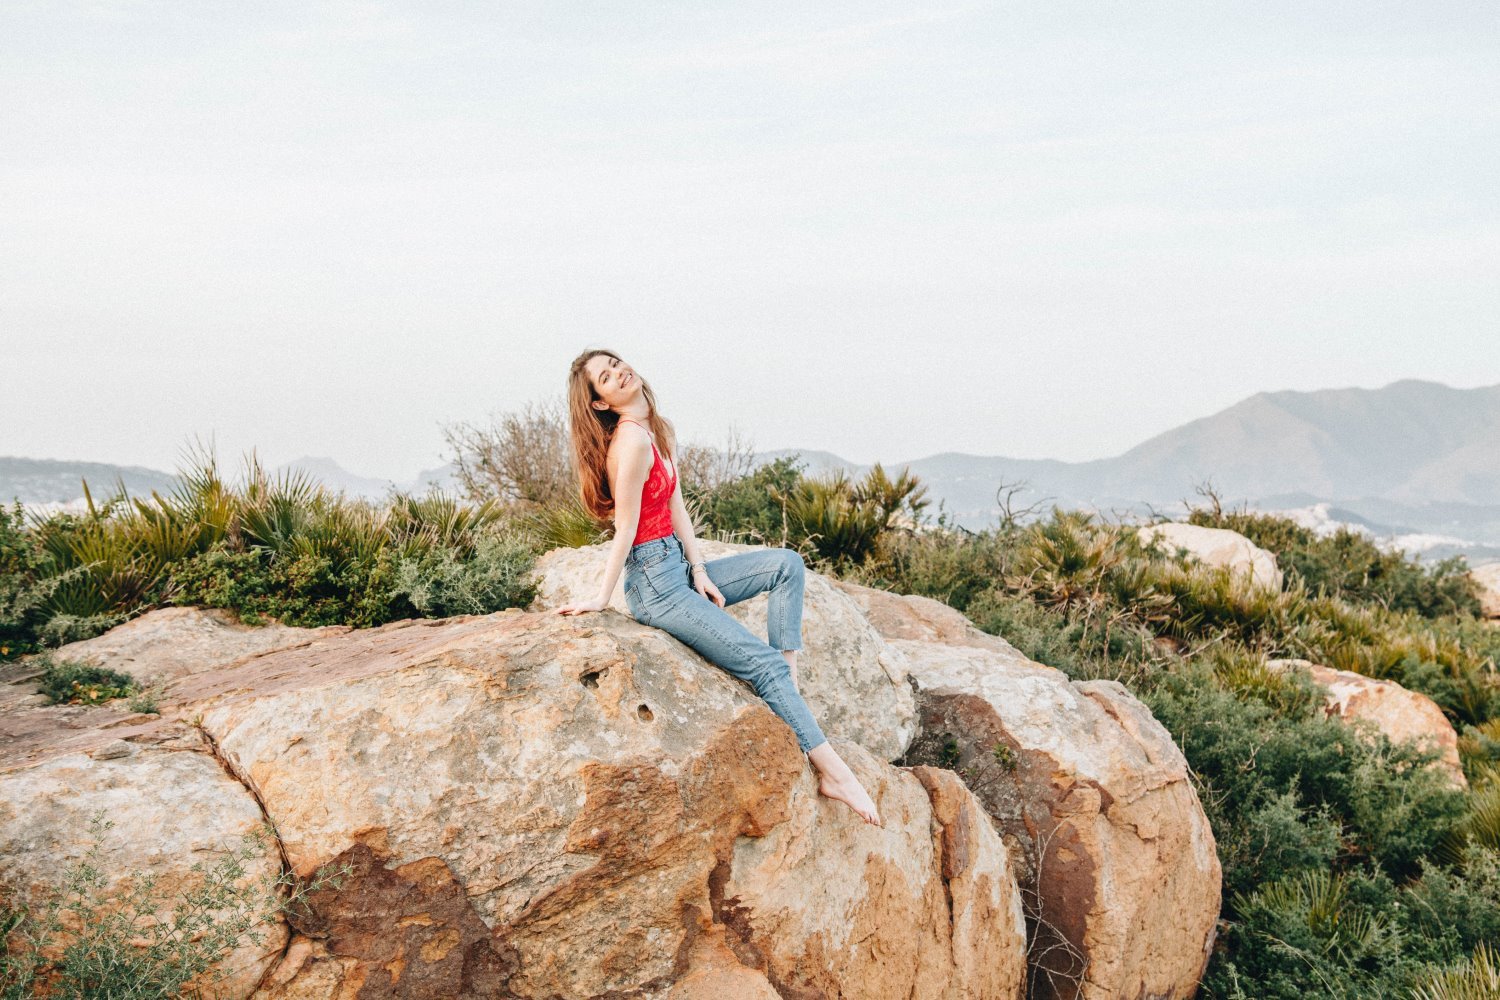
[4,2,1497,481]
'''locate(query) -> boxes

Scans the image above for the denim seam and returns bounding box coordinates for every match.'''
[645,584,820,751]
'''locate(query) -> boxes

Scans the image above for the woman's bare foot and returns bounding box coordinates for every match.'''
[807,743,882,826]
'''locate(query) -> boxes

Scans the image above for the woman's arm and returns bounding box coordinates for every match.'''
[669,473,726,607]
[669,472,707,573]
[555,426,653,615]
[596,429,654,604]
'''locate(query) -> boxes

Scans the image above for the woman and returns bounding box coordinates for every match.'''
[554,348,882,827]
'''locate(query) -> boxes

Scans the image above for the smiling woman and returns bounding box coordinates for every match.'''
[553,347,882,827]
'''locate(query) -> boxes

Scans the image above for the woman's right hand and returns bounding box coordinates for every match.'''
[554,596,609,615]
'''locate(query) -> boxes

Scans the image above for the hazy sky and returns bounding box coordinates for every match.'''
[4,2,1497,481]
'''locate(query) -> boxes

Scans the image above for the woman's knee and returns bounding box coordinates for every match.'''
[780,548,804,579]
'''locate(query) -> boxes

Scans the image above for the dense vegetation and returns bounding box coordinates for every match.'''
[3,425,1498,998]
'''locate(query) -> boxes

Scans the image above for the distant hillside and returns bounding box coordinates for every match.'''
[756,379,1500,551]
[1090,379,1500,505]
[0,457,178,504]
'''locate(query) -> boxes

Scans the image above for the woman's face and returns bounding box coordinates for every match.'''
[586,354,642,411]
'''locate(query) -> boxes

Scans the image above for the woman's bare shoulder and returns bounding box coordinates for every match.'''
[606,422,655,477]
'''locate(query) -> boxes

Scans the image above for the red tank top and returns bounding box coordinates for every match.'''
[617,419,677,544]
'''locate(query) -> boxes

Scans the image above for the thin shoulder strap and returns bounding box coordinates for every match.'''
[617,418,674,481]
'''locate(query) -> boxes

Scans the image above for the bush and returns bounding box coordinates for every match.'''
[688,455,805,546]
[33,654,138,706]
[389,534,539,618]
[168,548,400,629]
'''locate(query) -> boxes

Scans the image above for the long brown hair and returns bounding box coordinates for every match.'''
[567,348,678,524]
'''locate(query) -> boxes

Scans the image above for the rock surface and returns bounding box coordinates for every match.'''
[1268,658,1468,789]
[0,723,287,1000]
[52,606,345,687]
[835,580,1222,1000]
[1474,562,1500,619]
[1137,521,1284,591]
[530,538,918,761]
[0,608,1028,999]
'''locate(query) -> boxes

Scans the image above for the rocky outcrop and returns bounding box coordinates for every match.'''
[1267,658,1467,789]
[51,606,344,687]
[1,609,1027,999]
[1137,521,1284,591]
[0,722,287,1000]
[835,580,1222,1000]
[530,539,918,761]
[1474,562,1500,619]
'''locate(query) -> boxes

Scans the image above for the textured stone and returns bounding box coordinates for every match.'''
[1474,562,1500,619]
[0,725,287,1000]
[1268,658,1467,789]
[2,608,1028,998]
[1137,521,1284,591]
[51,606,346,687]
[530,539,917,761]
[839,580,1221,1000]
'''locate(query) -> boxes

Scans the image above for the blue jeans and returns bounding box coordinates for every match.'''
[623,532,828,753]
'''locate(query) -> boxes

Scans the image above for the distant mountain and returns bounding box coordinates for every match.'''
[273,458,462,499]
[756,379,1500,552]
[1090,379,1500,506]
[0,457,178,504]
[275,457,401,500]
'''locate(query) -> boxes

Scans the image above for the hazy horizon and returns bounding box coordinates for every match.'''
[4,3,1496,481]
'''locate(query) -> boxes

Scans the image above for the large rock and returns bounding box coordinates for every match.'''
[51,606,345,687]
[1137,521,1283,591]
[1474,562,1500,619]
[1268,658,1467,789]
[530,539,917,761]
[0,721,288,1000]
[2,610,1028,999]
[835,580,1221,1000]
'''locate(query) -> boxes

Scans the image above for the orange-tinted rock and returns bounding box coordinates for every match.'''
[0,720,287,1000]
[4,606,1017,998]
[1268,658,1467,789]
[531,539,917,760]
[51,606,346,687]
[1473,562,1500,619]
[837,580,1221,1000]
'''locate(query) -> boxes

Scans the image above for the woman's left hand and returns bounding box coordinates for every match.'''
[694,571,725,608]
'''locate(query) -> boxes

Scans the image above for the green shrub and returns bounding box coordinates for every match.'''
[389,534,539,618]
[1217,867,1405,999]
[688,455,805,545]
[167,548,399,629]
[1410,943,1500,1000]
[33,653,138,706]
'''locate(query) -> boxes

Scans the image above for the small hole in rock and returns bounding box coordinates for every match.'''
[581,669,606,689]
[637,704,654,722]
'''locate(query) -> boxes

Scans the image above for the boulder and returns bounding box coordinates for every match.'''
[1137,521,1283,591]
[835,580,1222,1000]
[530,539,917,761]
[1267,658,1467,789]
[2,610,1029,999]
[0,721,288,1000]
[1473,562,1500,619]
[51,606,346,687]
